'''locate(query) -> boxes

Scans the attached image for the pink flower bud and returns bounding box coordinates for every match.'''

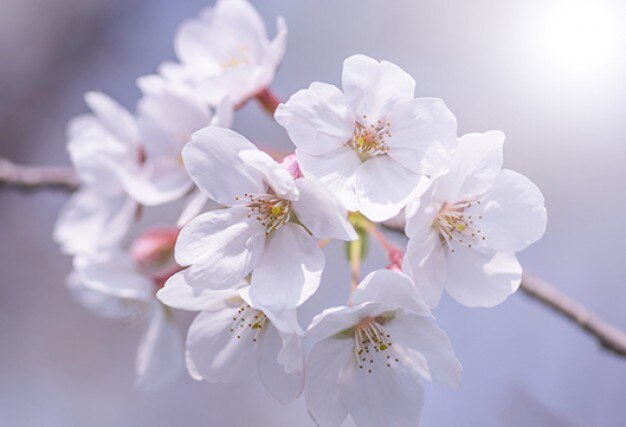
[385,248,404,273]
[281,154,302,179]
[131,227,181,287]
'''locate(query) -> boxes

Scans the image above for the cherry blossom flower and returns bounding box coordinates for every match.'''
[275,54,457,221]
[118,81,233,208]
[174,126,357,310]
[54,92,140,254]
[160,0,287,106]
[68,247,183,392]
[157,275,304,404]
[403,131,548,308]
[305,269,461,427]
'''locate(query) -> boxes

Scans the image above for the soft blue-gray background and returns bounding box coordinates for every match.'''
[1,0,625,425]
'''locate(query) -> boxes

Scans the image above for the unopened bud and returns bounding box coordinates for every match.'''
[386,248,404,273]
[281,154,302,179]
[131,227,181,287]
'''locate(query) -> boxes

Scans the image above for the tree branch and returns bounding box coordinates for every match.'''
[382,220,626,358]
[520,272,626,357]
[0,158,79,193]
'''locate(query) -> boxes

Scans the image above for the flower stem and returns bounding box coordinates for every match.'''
[254,87,281,115]
[362,220,404,269]
[349,237,362,293]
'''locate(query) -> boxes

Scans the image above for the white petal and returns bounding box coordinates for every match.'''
[355,156,425,222]
[275,82,355,155]
[238,149,298,200]
[186,309,256,383]
[176,191,211,227]
[306,303,378,341]
[182,127,264,206]
[292,177,357,241]
[445,249,522,307]
[296,146,360,212]
[385,313,462,388]
[119,158,193,206]
[84,91,139,145]
[478,169,547,252]
[386,97,457,175]
[305,337,352,427]
[53,190,136,255]
[135,304,184,392]
[198,64,265,105]
[338,355,425,427]
[249,224,324,310]
[255,323,304,404]
[175,207,265,290]
[258,15,288,85]
[157,270,243,312]
[66,272,145,320]
[403,228,448,309]
[404,179,439,238]
[438,130,505,200]
[341,54,415,120]
[73,251,153,301]
[351,269,431,316]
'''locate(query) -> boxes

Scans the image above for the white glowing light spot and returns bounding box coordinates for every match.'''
[539,1,618,75]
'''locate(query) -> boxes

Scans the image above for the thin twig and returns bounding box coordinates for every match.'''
[0,158,79,193]
[520,272,626,357]
[382,218,626,358]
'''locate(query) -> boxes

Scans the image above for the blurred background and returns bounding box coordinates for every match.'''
[1,0,626,425]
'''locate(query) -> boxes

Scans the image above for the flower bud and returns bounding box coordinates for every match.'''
[131,227,181,287]
[281,154,302,179]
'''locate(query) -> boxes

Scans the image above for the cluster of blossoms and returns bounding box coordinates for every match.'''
[54,0,547,425]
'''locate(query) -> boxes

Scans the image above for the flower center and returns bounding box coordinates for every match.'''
[348,115,391,160]
[433,200,486,252]
[236,193,292,235]
[354,317,399,374]
[230,302,267,342]
[222,45,253,69]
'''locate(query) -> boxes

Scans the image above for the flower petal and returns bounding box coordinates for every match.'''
[386,97,457,175]
[135,303,184,392]
[296,146,360,212]
[275,82,355,156]
[305,337,352,427]
[182,127,265,206]
[438,130,505,201]
[157,270,244,312]
[403,228,448,309]
[355,156,425,222]
[341,54,415,120]
[292,177,357,241]
[385,313,462,388]
[84,91,139,145]
[186,308,256,383]
[255,323,304,404]
[53,190,136,255]
[338,355,425,427]
[249,224,324,310]
[352,270,431,316]
[445,248,522,307]
[478,169,547,252]
[238,149,298,200]
[306,303,378,341]
[175,207,265,290]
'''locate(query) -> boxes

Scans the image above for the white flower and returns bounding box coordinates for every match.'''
[161,0,287,106]
[403,131,548,308]
[157,275,304,404]
[119,81,233,207]
[275,54,457,222]
[305,269,461,427]
[175,127,357,310]
[68,249,184,392]
[54,92,140,254]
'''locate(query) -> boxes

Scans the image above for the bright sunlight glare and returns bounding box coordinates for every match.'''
[539,0,618,75]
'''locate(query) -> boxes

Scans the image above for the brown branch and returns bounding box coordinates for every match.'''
[382,219,626,358]
[520,272,626,357]
[0,158,79,193]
